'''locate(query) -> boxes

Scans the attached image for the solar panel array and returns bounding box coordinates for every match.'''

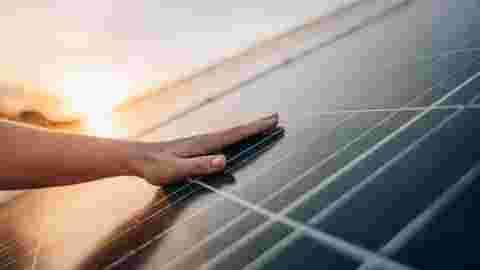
[86,69,479,269]
[114,63,480,270]
[103,1,480,269]
[1,0,479,269]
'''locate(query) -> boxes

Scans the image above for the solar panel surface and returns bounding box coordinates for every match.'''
[111,1,480,268]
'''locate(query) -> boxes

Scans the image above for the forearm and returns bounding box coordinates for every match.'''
[0,120,140,189]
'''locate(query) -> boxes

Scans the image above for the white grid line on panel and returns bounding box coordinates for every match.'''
[105,65,480,270]
[238,71,480,269]
[191,179,415,270]
[244,107,461,270]
[156,55,480,270]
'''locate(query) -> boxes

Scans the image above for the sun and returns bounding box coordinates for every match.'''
[58,69,132,119]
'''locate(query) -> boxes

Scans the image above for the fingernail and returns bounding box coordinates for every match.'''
[210,155,226,169]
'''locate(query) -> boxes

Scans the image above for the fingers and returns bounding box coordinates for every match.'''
[141,154,227,186]
[173,113,279,157]
[140,113,279,186]
[174,155,226,180]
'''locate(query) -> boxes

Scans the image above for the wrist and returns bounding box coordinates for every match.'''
[124,142,157,180]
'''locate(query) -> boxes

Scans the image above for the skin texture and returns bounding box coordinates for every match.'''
[0,113,279,189]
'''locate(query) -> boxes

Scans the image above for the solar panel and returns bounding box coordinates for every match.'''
[101,2,480,269]
[153,79,480,269]
[1,0,480,269]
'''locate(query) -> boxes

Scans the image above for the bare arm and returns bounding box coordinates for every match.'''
[0,114,278,189]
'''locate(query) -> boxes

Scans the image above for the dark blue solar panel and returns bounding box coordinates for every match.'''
[317,109,480,250]
[286,109,451,224]
[250,233,359,270]
[394,175,480,269]
[441,74,480,105]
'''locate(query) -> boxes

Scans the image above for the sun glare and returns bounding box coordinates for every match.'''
[58,70,131,118]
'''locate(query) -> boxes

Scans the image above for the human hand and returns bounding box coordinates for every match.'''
[129,113,279,186]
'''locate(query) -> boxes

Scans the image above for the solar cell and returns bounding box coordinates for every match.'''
[393,169,480,269]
